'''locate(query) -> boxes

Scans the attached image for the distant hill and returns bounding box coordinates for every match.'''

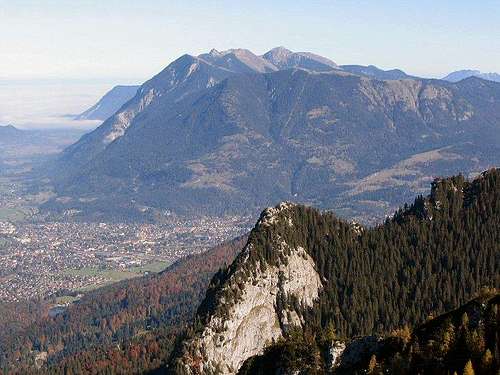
[443,69,500,83]
[0,124,24,142]
[0,124,22,135]
[74,85,140,121]
[340,64,414,80]
[48,48,500,222]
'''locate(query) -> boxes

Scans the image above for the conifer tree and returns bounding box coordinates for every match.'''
[463,359,475,375]
[480,349,493,373]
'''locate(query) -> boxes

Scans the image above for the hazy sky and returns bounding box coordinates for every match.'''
[1,0,499,81]
[1,0,499,129]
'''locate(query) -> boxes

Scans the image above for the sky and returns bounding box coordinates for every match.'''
[1,0,499,128]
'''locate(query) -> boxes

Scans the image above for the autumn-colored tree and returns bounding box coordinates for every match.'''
[391,325,412,345]
[480,349,493,373]
[461,312,469,330]
[368,354,378,374]
[463,359,475,375]
[440,322,456,355]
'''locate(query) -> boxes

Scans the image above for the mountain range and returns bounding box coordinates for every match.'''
[47,47,500,223]
[443,69,500,83]
[69,67,500,132]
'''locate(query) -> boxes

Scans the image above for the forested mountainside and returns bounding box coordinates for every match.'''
[239,291,500,375]
[0,237,246,374]
[46,47,500,223]
[175,169,499,374]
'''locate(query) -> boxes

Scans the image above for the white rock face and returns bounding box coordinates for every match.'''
[104,88,158,143]
[180,204,322,374]
[326,341,347,369]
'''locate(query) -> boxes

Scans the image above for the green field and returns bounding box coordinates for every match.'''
[0,238,10,248]
[63,260,172,292]
[54,295,81,305]
[65,267,139,282]
[129,260,172,274]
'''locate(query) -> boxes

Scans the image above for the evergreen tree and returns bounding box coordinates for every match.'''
[463,359,475,375]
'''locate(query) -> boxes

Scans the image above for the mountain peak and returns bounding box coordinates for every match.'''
[262,47,337,71]
[198,48,277,73]
[264,46,293,58]
[0,124,22,133]
[443,69,500,83]
[208,48,221,56]
[0,124,25,142]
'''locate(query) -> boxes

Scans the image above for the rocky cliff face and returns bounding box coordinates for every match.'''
[177,203,322,374]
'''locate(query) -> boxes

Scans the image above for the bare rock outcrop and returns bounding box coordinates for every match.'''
[177,203,322,374]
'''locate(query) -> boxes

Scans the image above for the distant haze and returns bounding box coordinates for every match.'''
[1,1,498,129]
[0,79,138,129]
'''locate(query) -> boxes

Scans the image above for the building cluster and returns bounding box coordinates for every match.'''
[0,216,251,302]
[0,221,16,235]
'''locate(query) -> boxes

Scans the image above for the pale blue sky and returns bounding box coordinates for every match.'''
[1,0,499,81]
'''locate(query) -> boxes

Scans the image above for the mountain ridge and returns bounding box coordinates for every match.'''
[74,85,140,121]
[339,64,414,80]
[443,69,500,83]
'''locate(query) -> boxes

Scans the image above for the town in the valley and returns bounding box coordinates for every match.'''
[0,217,250,302]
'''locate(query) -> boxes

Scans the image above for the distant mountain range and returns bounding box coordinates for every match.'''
[47,47,500,222]
[443,69,500,83]
[74,85,140,121]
